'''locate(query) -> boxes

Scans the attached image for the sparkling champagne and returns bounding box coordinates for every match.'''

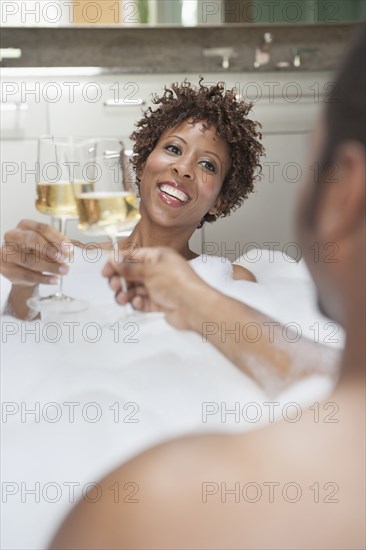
[36,181,94,218]
[76,191,140,235]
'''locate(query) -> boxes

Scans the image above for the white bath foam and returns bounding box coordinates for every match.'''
[1,310,269,549]
[235,249,312,284]
[191,254,276,315]
[193,253,345,350]
[1,251,342,549]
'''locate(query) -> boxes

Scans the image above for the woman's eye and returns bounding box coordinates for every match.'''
[165,144,181,155]
[200,160,216,173]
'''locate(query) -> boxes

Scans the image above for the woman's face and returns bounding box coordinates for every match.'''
[138,120,231,229]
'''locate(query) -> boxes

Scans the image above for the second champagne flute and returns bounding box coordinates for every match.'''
[73,138,141,312]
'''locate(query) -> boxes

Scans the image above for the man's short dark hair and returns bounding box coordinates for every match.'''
[308,24,366,224]
[321,24,366,172]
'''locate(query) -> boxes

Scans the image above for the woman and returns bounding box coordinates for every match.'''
[1,79,263,319]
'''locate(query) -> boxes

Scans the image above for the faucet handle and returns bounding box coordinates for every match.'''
[254,32,273,69]
[202,47,238,70]
[292,47,319,68]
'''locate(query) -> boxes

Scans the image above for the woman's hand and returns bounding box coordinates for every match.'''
[102,247,214,330]
[1,219,71,288]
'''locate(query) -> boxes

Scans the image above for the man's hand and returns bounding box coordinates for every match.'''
[102,247,214,330]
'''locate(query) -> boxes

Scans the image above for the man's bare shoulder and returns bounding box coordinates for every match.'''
[131,408,364,549]
[51,392,365,549]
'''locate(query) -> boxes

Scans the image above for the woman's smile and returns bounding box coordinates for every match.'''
[157,180,192,207]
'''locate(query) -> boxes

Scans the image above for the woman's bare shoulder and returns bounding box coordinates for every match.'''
[232,263,257,282]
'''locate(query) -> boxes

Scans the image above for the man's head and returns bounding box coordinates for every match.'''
[297,25,366,325]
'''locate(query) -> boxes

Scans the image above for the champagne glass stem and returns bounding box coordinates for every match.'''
[52,216,67,298]
[109,234,133,316]
[109,234,128,293]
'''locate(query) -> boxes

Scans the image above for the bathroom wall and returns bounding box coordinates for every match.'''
[0,23,359,70]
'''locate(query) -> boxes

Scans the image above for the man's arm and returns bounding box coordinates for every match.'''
[171,281,337,395]
[103,248,338,395]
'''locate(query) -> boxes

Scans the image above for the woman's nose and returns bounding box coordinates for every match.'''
[172,158,193,179]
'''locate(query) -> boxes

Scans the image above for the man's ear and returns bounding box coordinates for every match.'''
[317,142,365,241]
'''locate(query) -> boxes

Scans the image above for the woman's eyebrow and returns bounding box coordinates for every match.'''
[166,134,187,144]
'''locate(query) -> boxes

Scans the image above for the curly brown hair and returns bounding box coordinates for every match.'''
[130,78,264,227]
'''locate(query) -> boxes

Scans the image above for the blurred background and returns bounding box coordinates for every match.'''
[1,0,365,259]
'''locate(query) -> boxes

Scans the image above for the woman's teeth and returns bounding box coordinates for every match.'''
[159,184,190,203]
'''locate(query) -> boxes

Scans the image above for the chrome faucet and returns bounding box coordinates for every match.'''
[292,47,319,68]
[254,32,273,69]
[202,47,238,70]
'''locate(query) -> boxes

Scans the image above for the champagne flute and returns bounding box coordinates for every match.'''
[27,136,90,314]
[73,138,141,315]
